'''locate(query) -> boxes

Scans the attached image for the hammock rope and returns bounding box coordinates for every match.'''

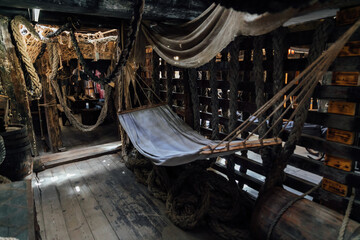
[48,43,111,132]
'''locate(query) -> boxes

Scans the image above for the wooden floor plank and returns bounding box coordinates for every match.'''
[89,157,165,239]
[34,153,218,240]
[50,167,95,240]
[34,141,121,171]
[62,163,119,240]
[98,155,217,240]
[32,177,46,240]
[37,170,71,240]
[74,159,140,240]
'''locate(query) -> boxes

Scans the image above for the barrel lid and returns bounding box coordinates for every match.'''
[0,124,26,137]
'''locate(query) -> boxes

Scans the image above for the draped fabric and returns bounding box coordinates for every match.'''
[142,4,298,68]
[118,105,241,166]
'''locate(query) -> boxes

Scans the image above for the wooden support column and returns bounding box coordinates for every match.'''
[152,51,160,103]
[0,16,38,156]
[182,69,194,128]
[36,58,63,153]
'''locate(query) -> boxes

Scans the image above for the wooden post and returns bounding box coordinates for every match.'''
[35,57,63,152]
[0,16,38,156]
[182,69,194,128]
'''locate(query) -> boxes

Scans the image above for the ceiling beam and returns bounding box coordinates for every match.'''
[0,0,209,21]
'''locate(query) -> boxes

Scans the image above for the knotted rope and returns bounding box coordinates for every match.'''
[0,136,5,166]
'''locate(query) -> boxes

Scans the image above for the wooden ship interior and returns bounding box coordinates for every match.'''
[0,0,360,239]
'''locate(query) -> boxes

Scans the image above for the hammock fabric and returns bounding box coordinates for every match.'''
[142,3,298,68]
[118,105,281,166]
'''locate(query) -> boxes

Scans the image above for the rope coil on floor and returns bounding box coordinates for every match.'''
[166,168,210,230]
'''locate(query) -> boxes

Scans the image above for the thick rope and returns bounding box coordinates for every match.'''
[209,58,219,140]
[0,136,5,166]
[208,218,251,240]
[166,168,210,229]
[69,0,144,85]
[337,187,356,240]
[11,16,43,98]
[147,166,171,202]
[48,44,111,132]
[188,68,200,132]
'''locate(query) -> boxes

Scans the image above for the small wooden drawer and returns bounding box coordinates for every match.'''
[338,41,360,57]
[326,128,355,145]
[332,72,360,86]
[322,178,348,197]
[327,101,356,116]
[324,155,353,172]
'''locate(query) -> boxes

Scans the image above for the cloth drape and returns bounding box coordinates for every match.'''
[118,105,240,166]
[142,4,298,68]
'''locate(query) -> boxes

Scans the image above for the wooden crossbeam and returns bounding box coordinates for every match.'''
[200,137,282,155]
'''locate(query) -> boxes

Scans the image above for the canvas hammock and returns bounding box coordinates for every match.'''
[142,3,299,68]
[118,104,280,166]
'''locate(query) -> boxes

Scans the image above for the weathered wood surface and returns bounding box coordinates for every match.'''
[0,0,209,21]
[251,187,360,240]
[36,58,63,153]
[34,141,121,171]
[200,137,282,155]
[0,180,35,240]
[33,154,217,240]
[0,16,38,156]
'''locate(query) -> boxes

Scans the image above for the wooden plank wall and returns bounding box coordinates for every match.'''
[146,9,360,222]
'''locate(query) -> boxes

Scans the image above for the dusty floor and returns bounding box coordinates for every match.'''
[33,154,218,240]
[37,117,119,156]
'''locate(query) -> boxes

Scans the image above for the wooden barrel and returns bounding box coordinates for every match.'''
[0,124,32,181]
[251,187,360,240]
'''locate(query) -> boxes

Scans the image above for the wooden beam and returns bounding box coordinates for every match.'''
[34,141,122,172]
[0,0,209,21]
[200,137,282,155]
[36,59,63,153]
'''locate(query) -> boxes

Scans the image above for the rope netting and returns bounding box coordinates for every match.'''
[10,0,145,132]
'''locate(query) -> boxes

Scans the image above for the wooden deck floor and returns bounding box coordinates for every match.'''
[33,154,218,240]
